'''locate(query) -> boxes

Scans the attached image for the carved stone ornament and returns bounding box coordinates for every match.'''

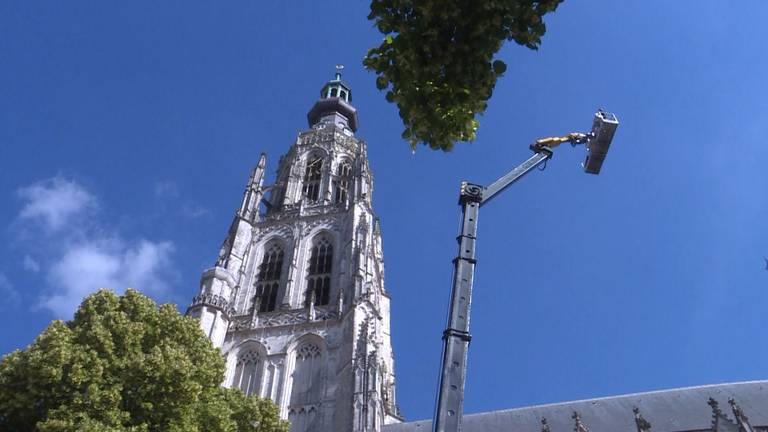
[728,399,743,418]
[296,343,322,360]
[298,125,358,152]
[541,417,551,432]
[236,349,261,366]
[228,306,338,331]
[728,398,754,431]
[708,398,740,432]
[633,407,652,432]
[303,217,339,236]
[572,411,590,432]
[253,224,293,243]
[190,293,234,316]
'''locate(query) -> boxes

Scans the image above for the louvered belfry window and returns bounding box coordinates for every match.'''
[302,156,323,202]
[306,236,332,306]
[256,244,283,313]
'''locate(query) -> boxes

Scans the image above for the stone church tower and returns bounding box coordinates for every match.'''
[187,71,402,432]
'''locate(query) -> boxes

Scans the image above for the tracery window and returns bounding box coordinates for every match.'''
[255,243,284,313]
[334,160,352,205]
[302,156,323,203]
[232,349,261,396]
[290,342,323,405]
[288,341,324,432]
[306,236,332,307]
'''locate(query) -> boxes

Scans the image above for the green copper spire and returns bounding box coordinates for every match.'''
[320,64,352,103]
[307,66,359,131]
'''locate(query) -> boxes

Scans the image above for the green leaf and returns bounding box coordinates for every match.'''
[492,60,507,75]
[364,0,564,151]
[376,76,389,90]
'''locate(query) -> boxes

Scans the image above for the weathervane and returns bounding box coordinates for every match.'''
[335,64,344,80]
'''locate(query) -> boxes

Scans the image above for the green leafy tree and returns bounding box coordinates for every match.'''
[364,0,564,151]
[0,289,288,432]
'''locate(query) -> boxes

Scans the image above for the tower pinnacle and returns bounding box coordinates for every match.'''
[307,66,358,131]
[335,64,344,81]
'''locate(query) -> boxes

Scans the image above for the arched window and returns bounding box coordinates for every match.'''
[302,155,323,203]
[334,160,352,205]
[306,236,332,306]
[232,348,261,396]
[255,243,284,313]
[288,341,324,432]
[290,342,323,406]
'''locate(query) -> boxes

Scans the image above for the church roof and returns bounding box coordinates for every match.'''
[383,380,768,432]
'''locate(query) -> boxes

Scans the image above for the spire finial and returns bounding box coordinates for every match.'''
[335,64,344,80]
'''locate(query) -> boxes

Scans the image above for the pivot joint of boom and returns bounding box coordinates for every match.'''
[459,182,483,204]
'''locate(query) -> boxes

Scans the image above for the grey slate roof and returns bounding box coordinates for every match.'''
[384,381,768,432]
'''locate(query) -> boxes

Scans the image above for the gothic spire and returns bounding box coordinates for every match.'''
[237,152,267,222]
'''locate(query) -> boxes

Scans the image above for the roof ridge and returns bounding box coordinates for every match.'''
[461,380,768,417]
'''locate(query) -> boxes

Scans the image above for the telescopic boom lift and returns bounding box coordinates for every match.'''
[433,110,619,432]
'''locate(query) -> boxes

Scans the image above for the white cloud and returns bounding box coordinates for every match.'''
[42,239,175,318]
[152,181,211,219]
[13,177,178,318]
[182,202,212,219]
[23,255,40,272]
[154,180,179,199]
[17,177,96,231]
[0,273,21,307]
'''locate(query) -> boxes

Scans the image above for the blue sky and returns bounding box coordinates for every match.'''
[2,0,768,422]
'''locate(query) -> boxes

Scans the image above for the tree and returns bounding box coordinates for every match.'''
[364,0,564,151]
[0,289,288,432]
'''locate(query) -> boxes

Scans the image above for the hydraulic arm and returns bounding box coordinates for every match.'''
[433,137,574,432]
[433,108,619,432]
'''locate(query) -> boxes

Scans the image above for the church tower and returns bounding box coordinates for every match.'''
[187,70,402,432]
